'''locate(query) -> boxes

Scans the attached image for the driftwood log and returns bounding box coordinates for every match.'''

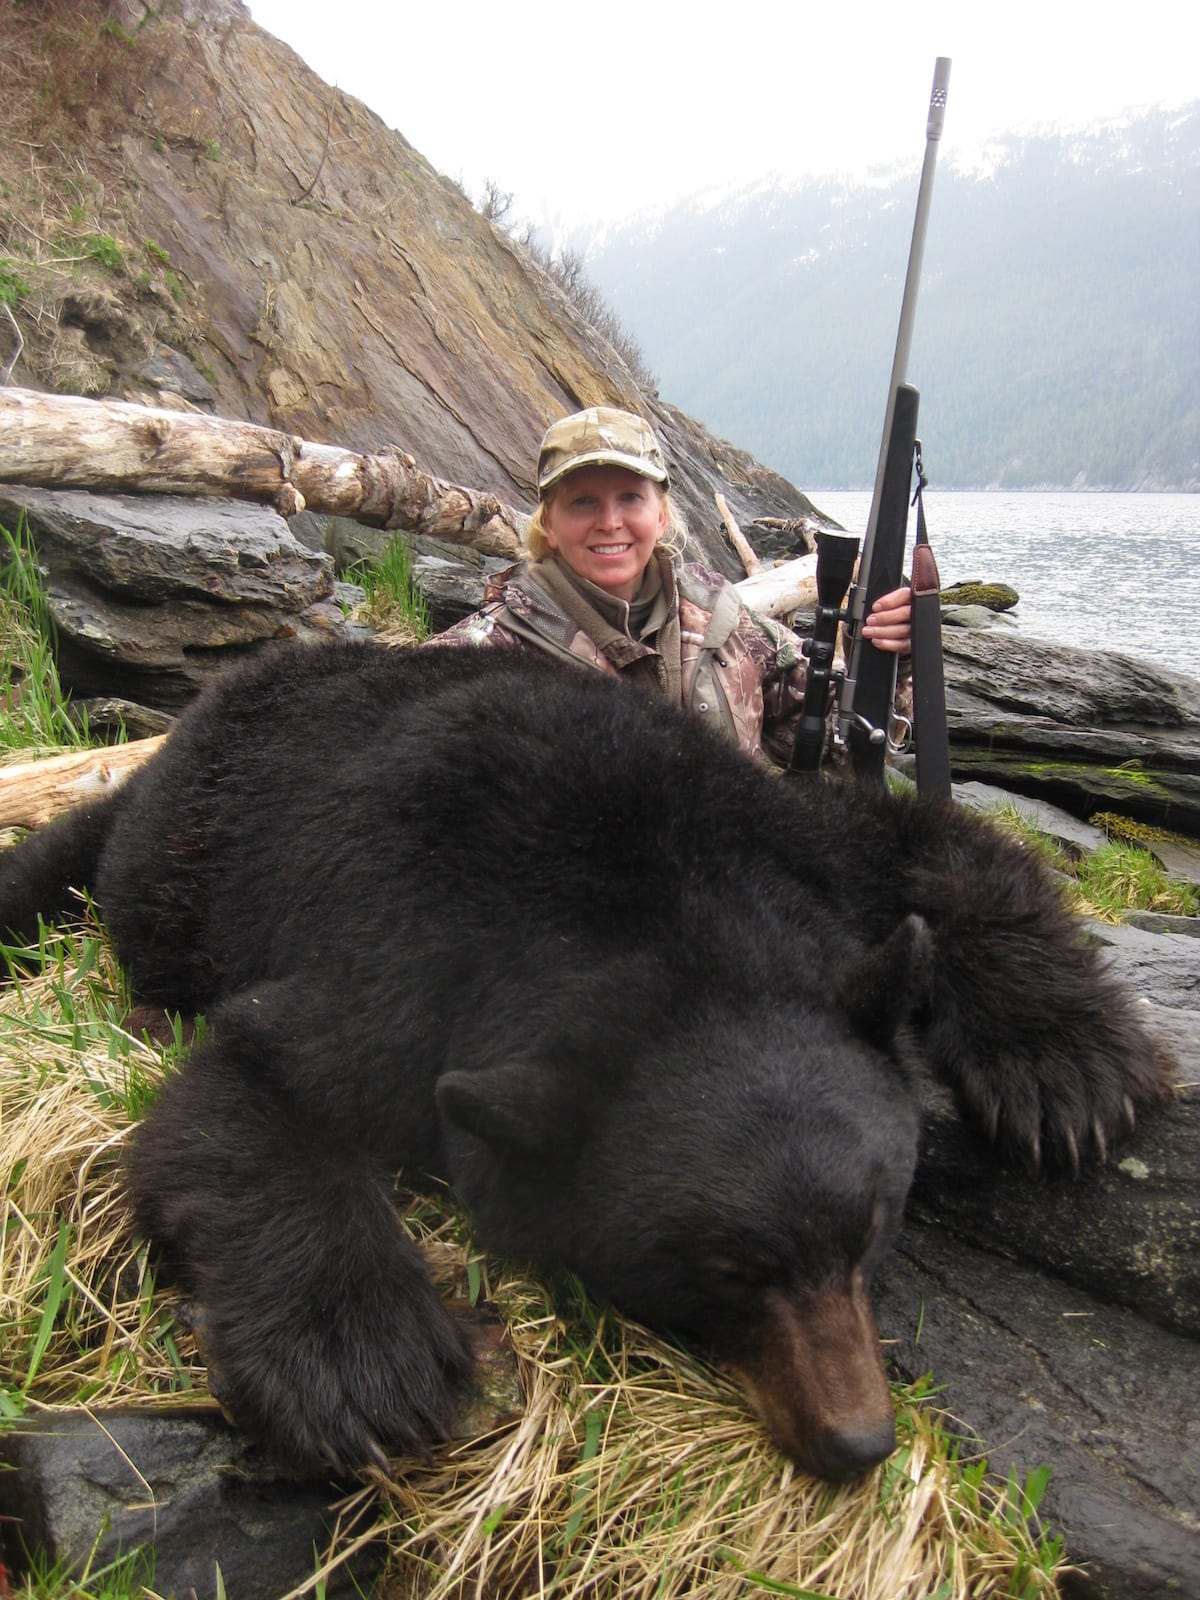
[0,388,526,559]
[734,551,819,616]
[715,492,762,577]
[0,739,167,830]
[0,387,830,619]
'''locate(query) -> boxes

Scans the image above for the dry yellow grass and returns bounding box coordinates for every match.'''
[0,923,1068,1600]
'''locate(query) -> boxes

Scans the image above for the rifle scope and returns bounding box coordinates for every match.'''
[788,530,860,777]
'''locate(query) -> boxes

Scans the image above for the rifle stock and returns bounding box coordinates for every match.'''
[844,383,919,780]
[787,382,917,781]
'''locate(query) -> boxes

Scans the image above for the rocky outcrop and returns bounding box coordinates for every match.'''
[939,629,1200,833]
[0,0,813,579]
[0,1409,380,1600]
[0,485,346,710]
[0,1302,521,1596]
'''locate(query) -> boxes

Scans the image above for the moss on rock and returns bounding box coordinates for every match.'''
[1089,811,1195,847]
[941,581,1019,612]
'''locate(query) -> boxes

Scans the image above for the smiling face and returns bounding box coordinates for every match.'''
[542,465,668,602]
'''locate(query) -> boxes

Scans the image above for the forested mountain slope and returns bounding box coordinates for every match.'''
[584,107,1199,490]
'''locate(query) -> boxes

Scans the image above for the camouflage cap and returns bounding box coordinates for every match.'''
[537,406,670,497]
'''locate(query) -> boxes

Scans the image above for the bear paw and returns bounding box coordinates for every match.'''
[198,1268,476,1478]
[950,1019,1175,1173]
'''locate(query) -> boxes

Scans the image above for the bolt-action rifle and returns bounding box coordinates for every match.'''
[789,59,952,796]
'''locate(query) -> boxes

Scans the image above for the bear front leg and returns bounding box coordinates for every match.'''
[126,1003,473,1477]
[0,791,125,943]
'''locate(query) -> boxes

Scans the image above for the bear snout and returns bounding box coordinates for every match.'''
[803,1415,899,1483]
[732,1275,896,1482]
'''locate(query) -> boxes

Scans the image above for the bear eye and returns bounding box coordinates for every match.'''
[703,1253,776,1288]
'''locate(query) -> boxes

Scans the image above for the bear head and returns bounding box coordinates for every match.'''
[437,914,931,1481]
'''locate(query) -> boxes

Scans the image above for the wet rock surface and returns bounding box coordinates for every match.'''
[0,1306,522,1598]
[939,629,1200,832]
[0,485,346,711]
[0,1408,381,1600]
[876,922,1200,1600]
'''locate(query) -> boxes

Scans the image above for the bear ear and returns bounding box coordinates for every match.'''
[436,1062,589,1155]
[835,913,934,1049]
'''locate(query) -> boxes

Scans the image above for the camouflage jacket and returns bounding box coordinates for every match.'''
[429,557,826,765]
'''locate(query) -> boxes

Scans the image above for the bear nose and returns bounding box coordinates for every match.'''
[819,1417,897,1481]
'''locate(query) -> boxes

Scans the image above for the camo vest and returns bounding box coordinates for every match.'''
[429,557,812,764]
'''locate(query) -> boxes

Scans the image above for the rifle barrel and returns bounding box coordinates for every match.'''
[848,56,951,636]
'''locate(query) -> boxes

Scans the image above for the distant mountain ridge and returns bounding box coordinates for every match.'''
[582,106,1200,491]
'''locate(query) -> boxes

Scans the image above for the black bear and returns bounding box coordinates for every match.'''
[0,641,1173,1483]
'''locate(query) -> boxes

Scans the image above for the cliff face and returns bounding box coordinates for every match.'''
[1,0,814,572]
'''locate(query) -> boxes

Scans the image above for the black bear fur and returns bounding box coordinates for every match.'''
[0,641,1174,1481]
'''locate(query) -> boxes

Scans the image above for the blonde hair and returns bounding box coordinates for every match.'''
[525,482,689,562]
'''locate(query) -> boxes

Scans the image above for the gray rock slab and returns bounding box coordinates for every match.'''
[0,485,351,710]
[910,1076,1198,1337]
[1149,837,1200,888]
[875,916,1200,1599]
[874,1226,1200,1600]
[940,630,1200,833]
[943,631,1200,729]
[942,603,1018,629]
[1087,918,1200,1007]
[1121,907,1200,937]
[132,344,217,409]
[953,780,1108,854]
[0,1409,380,1600]
[0,487,333,608]
[0,1304,522,1595]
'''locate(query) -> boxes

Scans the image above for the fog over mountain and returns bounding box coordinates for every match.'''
[580,106,1199,491]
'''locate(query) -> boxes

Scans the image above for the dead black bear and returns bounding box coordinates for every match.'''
[0,641,1174,1482]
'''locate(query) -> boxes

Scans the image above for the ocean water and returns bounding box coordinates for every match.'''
[811,491,1200,682]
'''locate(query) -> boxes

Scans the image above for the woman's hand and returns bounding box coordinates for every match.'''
[860,585,912,654]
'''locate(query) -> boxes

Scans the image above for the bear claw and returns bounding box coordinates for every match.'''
[1063,1126,1081,1178]
[1092,1118,1108,1164]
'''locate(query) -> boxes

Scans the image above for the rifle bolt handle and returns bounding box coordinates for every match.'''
[852,715,888,746]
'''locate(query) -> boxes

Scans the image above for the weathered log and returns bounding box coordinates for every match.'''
[715,492,762,577]
[0,388,526,559]
[0,739,166,829]
[733,550,818,616]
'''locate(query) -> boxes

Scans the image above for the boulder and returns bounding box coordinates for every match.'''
[0,1306,521,1597]
[876,920,1200,1600]
[942,601,1019,630]
[940,630,1200,833]
[0,1409,381,1600]
[0,485,349,711]
[941,580,1020,611]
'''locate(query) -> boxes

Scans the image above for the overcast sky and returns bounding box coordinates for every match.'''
[247,0,1197,228]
